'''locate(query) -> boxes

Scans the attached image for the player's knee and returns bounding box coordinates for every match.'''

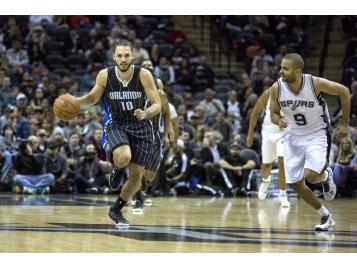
[289,180,304,192]
[113,149,131,168]
[304,169,320,184]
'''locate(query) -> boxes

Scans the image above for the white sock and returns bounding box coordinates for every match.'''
[263,176,270,183]
[322,171,328,182]
[317,205,329,217]
[280,189,286,196]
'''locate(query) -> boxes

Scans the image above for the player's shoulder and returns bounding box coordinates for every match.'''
[269,81,279,95]
[139,66,152,77]
[97,67,110,78]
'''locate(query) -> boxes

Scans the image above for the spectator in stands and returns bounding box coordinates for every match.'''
[154,56,175,85]
[199,88,225,118]
[14,108,31,140]
[165,83,183,107]
[52,126,67,152]
[5,40,29,67]
[225,89,242,132]
[63,118,81,140]
[25,25,48,54]
[0,144,13,189]
[219,142,260,196]
[29,15,54,26]
[0,106,13,134]
[200,131,229,186]
[251,48,274,73]
[76,143,107,194]
[166,24,187,44]
[65,28,83,54]
[44,140,70,193]
[91,128,112,181]
[134,16,152,40]
[175,58,192,88]
[0,125,17,154]
[132,38,150,65]
[166,139,190,195]
[13,138,54,194]
[88,41,106,65]
[63,132,82,186]
[0,76,12,107]
[83,28,99,53]
[213,111,232,143]
[333,136,357,193]
[29,87,45,110]
[190,56,214,92]
[83,107,102,143]
[36,128,48,153]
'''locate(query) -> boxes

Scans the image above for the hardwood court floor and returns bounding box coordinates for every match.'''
[0,193,356,253]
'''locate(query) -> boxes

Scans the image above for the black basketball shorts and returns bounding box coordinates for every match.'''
[145,134,163,172]
[103,119,153,167]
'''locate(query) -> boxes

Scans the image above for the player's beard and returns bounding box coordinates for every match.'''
[116,59,133,72]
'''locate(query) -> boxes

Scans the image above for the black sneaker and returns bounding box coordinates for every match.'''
[108,167,125,191]
[108,207,129,227]
[315,213,335,231]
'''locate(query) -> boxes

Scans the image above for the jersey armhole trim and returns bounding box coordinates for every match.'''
[277,80,282,108]
[310,74,320,102]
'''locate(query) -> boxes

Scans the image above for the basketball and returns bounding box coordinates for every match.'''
[53,93,80,121]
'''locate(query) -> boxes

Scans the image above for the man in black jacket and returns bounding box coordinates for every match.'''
[200,131,229,186]
[13,139,54,194]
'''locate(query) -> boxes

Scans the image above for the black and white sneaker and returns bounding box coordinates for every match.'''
[108,207,129,227]
[142,192,152,206]
[108,167,125,191]
[322,167,336,201]
[315,213,335,231]
[132,192,144,214]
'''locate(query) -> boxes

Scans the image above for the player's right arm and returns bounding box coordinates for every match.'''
[246,88,270,147]
[270,82,287,129]
[76,69,107,106]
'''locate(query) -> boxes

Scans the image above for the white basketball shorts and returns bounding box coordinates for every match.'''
[261,128,284,164]
[283,128,330,184]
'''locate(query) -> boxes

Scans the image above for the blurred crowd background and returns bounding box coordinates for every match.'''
[0,15,356,197]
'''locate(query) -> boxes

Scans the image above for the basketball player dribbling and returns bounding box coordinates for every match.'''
[75,39,161,226]
[247,88,289,207]
[270,53,350,231]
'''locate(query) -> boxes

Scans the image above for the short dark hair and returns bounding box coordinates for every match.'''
[113,39,133,53]
[283,53,304,71]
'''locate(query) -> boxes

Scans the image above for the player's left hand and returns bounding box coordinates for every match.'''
[163,134,170,149]
[134,109,147,120]
[168,128,175,142]
[338,124,348,138]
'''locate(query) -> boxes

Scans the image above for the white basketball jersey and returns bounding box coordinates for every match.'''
[262,93,282,133]
[278,74,330,135]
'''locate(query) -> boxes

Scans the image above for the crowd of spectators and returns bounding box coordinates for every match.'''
[0,15,356,198]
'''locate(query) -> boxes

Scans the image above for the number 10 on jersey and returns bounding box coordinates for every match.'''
[121,101,133,111]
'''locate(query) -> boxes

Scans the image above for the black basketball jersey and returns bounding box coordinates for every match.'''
[102,65,148,123]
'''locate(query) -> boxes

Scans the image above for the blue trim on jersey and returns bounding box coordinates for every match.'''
[101,99,112,148]
[158,114,165,157]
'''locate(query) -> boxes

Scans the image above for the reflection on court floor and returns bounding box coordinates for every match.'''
[0,194,356,252]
